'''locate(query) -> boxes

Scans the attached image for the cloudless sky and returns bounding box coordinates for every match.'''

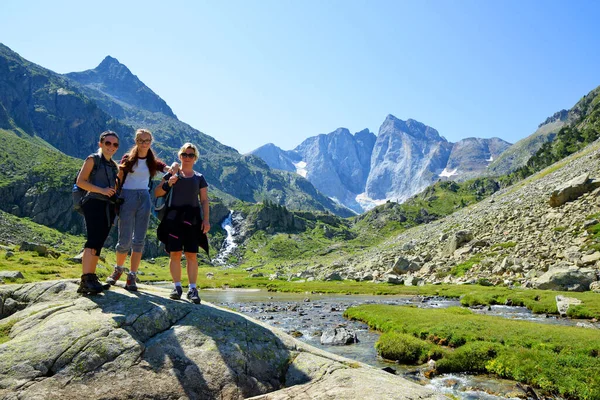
[1,0,599,153]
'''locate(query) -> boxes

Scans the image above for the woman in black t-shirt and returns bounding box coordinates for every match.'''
[155,143,210,304]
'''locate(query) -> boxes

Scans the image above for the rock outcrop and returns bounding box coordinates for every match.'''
[0,281,440,400]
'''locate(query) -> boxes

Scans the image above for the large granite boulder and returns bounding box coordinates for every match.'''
[533,265,596,292]
[0,281,440,400]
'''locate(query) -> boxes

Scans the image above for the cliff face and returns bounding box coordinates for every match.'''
[365,116,453,203]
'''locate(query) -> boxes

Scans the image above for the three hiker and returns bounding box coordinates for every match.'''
[76,131,210,303]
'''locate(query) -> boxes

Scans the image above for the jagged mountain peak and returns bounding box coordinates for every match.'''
[66,57,176,118]
[97,55,121,67]
[380,114,444,142]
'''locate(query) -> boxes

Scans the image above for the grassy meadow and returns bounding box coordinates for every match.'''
[345,305,600,400]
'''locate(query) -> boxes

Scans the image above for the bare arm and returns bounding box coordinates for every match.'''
[154,174,179,197]
[164,162,180,174]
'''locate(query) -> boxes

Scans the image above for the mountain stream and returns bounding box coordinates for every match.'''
[200,289,598,399]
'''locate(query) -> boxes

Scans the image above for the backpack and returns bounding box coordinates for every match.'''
[72,154,101,214]
[154,184,174,222]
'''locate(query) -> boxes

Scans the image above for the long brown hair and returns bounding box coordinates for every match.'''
[120,129,163,177]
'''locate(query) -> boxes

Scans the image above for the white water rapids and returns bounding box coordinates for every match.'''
[213,211,238,266]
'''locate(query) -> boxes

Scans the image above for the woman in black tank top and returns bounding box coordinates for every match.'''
[155,143,210,304]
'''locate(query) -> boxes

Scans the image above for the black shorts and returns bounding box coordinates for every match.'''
[165,228,199,254]
[165,217,198,253]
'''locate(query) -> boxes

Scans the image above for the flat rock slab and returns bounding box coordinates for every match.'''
[0,280,441,400]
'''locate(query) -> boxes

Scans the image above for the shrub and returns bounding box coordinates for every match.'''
[376,332,444,364]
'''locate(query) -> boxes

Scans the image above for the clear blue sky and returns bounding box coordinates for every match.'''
[1,0,598,153]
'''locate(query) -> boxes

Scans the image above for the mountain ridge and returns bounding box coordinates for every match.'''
[251,115,511,212]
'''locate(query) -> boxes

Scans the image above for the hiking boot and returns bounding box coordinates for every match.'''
[77,273,105,294]
[106,266,124,285]
[170,286,183,300]
[125,272,138,291]
[187,287,201,304]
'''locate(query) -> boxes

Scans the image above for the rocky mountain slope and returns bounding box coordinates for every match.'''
[251,115,510,212]
[320,139,600,292]
[488,110,570,175]
[0,43,352,228]
[0,280,440,400]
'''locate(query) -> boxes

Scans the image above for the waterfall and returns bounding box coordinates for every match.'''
[214,210,238,266]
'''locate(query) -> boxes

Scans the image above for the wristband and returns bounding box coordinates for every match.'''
[162,181,170,191]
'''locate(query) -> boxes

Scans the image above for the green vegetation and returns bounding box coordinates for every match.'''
[0,319,18,345]
[0,129,81,190]
[491,241,516,250]
[449,254,483,277]
[345,305,600,399]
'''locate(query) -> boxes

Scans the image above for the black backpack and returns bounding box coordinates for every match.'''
[72,154,101,214]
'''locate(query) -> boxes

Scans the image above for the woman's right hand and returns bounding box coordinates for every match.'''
[168,175,179,187]
[101,187,116,197]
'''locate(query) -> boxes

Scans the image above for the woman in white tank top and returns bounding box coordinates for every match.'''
[106,129,179,291]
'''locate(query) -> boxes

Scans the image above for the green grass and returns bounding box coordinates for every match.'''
[345,305,600,399]
[0,129,81,190]
[0,319,18,345]
[491,241,517,250]
[449,254,483,277]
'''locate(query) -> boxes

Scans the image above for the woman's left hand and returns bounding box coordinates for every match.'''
[202,220,210,234]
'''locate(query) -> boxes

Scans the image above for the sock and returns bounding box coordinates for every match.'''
[116,265,124,270]
[189,283,197,289]
[175,282,182,288]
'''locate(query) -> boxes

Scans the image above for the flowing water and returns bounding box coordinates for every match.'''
[199,289,597,399]
[213,211,238,266]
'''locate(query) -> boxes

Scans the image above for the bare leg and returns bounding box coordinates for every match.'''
[130,251,142,273]
[82,248,99,274]
[169,251,182,283]
[185,252,198,285]
[116,251,128,267]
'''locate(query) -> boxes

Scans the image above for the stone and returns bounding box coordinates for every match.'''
[320,327,359,345]
[324,272,342,281]
[445,230,473,255]
[19,241,49,256]
[582,252,600,265]
[555,295,582,317]
[533,266,595,291]
[549,173,600,207]
[0,271,24,280]
[382,273,403,284]
[391,257,419,275]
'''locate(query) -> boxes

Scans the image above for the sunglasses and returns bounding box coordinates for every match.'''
[180,153,196,159]
[103,140,119,148]
[137,139,152,144]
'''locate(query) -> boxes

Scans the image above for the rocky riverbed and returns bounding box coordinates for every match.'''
[202,289,591,399]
